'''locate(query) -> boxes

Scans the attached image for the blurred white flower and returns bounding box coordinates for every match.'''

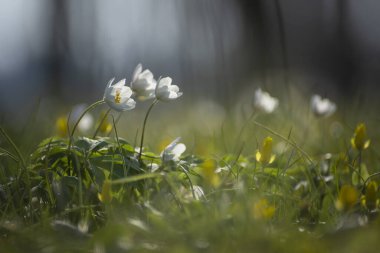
[104,78,136,111]
[130,63,157,101]
[179,185,205,201]
[148,163,160,172]
[161,137,186,162]
[155,77,182,101]
[56,104,95,136]
[310,95,336,117]
[253,88,279,113]
[70,104,94,133]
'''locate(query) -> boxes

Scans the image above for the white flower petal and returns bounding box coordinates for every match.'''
[113,78,126,88]
[171,143,186,159]
[107,77,115,87]
[130,65,157,100]
[310,94,336,117]
[157,77,172,88]
[155,77,182,101]
[161,137,186,162]
[78,114,94,132]
[253,88,278,113]
[132,64,143,82]
[104,78,136,112]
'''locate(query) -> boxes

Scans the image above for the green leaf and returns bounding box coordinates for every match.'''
[61,176,79,189]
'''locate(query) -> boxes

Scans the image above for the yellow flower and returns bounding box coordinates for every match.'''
[351,123,370,150]
[256,137,275,165]
[98,111,112,134]
[252,198,276,220]
[201,159,220,187]
[364,181,378,210]
[335,185,358,211]
[98,180,113,204]
[55,116,68,137]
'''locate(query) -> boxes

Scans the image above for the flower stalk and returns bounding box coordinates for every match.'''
[138,99,159,160]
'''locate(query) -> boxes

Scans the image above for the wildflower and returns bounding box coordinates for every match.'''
[148,163,160,172]
[363,181,378,211]
[56,116,68,137]
[253,88,278,113]
[310,95,336,117]
[98,111,113,134]
[201,159,220,187]
[179,185,205,201]
[130,63,157,101]
[256,137,275,165]
[252,198,276,220]
[351,123,370,150]
[155,77,182,101]
[161,137,186,162]
[98,180,113,204]
[55,104,94,136]
[335,185,358,211]
[71,104,94,133]
[104,78,136,111]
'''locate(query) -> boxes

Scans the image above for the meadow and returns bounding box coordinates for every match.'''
[1,65,380,253]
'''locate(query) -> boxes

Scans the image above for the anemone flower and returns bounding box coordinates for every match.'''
[310,95,336,117]
[161,137,186,162]
[155,77,183,102]
[130,64,157,101]
[104,78,136,111]
[253,88,278,113]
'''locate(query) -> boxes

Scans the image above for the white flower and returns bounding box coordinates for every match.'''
[130,64,157,101]
[104,78,136,111]
[70,104,94,133]
[161,137,186,162]
[253,88,279,113]
[179,185,205,201]
[155,77,182,101]
[310,95,336,117]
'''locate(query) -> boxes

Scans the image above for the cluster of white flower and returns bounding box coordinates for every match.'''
[253,88,336,118]
[253,88,279,113]
[104,64,182,111]
[310,94,336,118]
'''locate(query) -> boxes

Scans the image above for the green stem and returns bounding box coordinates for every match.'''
[70,100,105,139]
[107,112,123,137]
[0,126,26,168]
[138,99,158,160]
[93,108,111,138]
[362,172,380,193]
[252,120,322,193]
[0,147,19,163]
[252,120,314,166]
[179,165,196,199]
[67,100,105,155]
[358,150,362,185]
[233,111,257,154]
[111,172,162,185]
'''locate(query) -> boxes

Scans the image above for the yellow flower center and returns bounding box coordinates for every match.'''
[114,89,122,104]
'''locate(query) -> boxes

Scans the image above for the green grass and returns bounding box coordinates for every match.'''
[1,89,380,253]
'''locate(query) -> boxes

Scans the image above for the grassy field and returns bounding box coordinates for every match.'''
[1,82,380,253]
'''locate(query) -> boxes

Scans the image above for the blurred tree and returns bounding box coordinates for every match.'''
[46,0,69,99]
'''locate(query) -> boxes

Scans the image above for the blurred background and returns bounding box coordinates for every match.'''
[1,0,380,136]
